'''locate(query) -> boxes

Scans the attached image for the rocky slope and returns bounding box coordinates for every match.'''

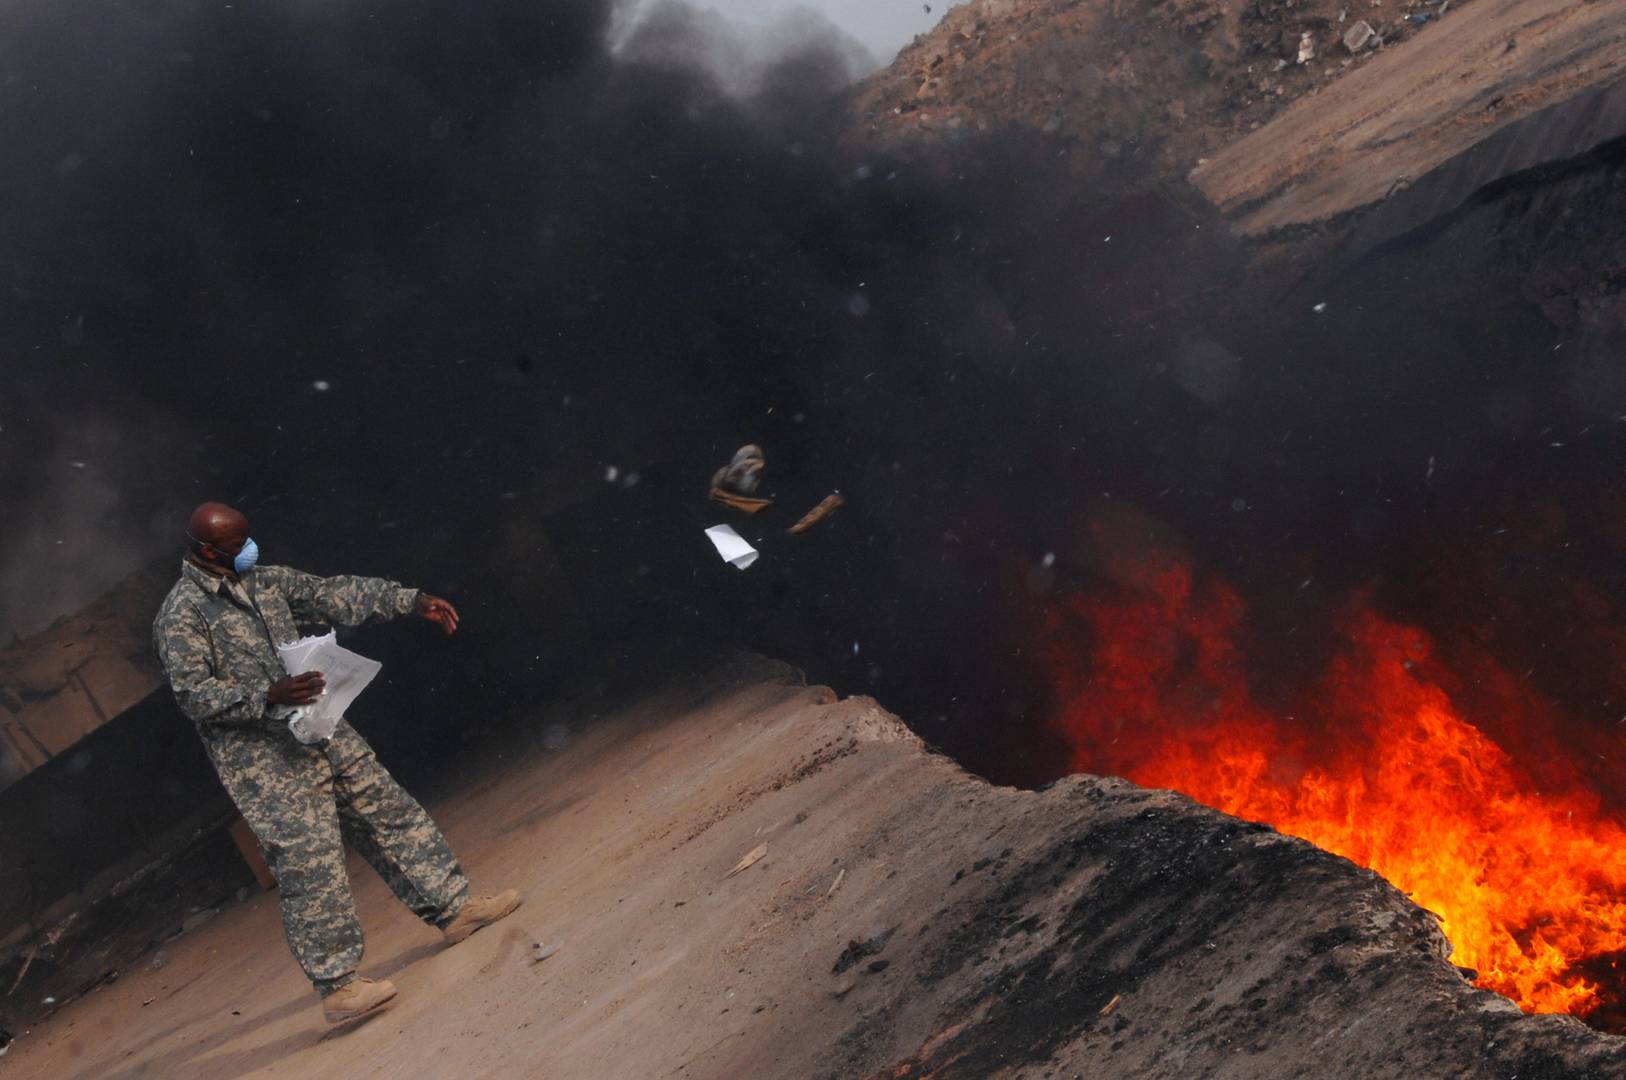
[856,0,1626,237]
[854,0,1496,193]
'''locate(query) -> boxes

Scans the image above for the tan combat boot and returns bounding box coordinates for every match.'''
[442,889,523,945]
[322,977,398,1024]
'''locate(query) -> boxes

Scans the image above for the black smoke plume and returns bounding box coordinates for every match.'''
[3,0,1625,792]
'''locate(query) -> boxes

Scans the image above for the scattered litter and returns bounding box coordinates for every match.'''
[713,444,766,496]
[788,493,845,535]
[833,928,896,974]
[726,842,769,878]
[142,997,155,1007]
[711,488,772,514]
[1313,302,1328,313]
[1343,20,1375,52]
[704,525,759,570]
[826,868,846,897]
[604,465,620,483]
[531,940,564,964]
[711,444,772,513]
[1297,32,1315,65]
[312,379,331,392]
[1100,993,1122,1015]
[42,996,56,1006]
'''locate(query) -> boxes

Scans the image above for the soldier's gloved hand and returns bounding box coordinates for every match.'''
[268,671,326,706]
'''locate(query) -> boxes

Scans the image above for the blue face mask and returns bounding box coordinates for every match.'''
[233,538,260,574]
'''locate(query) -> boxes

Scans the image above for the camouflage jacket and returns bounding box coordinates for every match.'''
[153,559,419,735]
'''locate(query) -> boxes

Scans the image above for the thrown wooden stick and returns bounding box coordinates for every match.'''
[788,493,845,535]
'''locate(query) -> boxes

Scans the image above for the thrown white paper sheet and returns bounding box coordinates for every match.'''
[276,631,381,742]
[704,524,759,570]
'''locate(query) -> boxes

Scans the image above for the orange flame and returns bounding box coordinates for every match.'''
[1041,546,1626,1020]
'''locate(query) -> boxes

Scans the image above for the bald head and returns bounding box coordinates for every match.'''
[187,502,251,571]
[189,502,247,545]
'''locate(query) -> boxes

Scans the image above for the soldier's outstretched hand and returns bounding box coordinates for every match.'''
[415,593,460,636]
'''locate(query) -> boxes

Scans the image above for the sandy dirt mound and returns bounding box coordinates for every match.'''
[1192,0,1626,234]
[3,656,1620,1078]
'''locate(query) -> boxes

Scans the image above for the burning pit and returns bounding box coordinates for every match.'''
[5,0,1626,1070]
[1034,517,1626,1029]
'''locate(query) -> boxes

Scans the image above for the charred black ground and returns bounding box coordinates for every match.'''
[4,0,1626,806]
[822,774,1626,1080]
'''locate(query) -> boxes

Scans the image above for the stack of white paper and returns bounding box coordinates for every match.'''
[276,631,381,744]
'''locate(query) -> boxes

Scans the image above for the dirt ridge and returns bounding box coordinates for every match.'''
[5,657,1619,1077]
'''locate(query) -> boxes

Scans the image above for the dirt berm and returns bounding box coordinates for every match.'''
[4,656,1619,1078]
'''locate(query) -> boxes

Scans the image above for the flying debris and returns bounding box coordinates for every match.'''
[704,525,759,570]
[711,444,772,513]
[788,493,845,535]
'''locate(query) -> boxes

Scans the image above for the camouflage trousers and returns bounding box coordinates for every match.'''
[203,720,469,994]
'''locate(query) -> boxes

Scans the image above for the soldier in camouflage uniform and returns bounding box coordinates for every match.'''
[153,502,521,1023]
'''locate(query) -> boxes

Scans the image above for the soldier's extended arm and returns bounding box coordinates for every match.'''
[263,566,420,628]
[155,605,273,730]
